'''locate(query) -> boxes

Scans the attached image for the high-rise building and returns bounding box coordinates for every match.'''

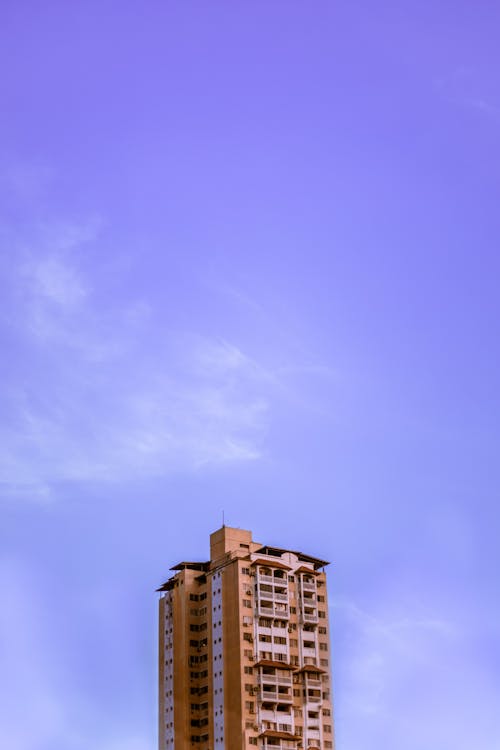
[157,526,334,750]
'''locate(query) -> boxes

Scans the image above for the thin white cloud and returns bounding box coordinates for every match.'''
[25,254,88,308]
[1,216,339,500]
[0,235,273,499]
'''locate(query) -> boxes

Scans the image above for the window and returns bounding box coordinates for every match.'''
[319,643,328,651]
[245,701,255,713]
[242,567,250,575]
[243,599,252,608]
[318,595,325,602]
[318,626,327,634]
[318,610,326,618]
[320,658,329,667]
[324,725,332,733]
[244,666,253,675]
[290,639,298,648]
[290,606,296,614]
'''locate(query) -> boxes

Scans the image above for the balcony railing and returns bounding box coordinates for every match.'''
[302,613,318,623]
[260,690,278,701]
[259,688,293,703]
[273,592,288,602]
[258,574,275,584]
[302,594,317,607]
[300,580,316,592]
[305,677,321,686]
[257,605,289,619]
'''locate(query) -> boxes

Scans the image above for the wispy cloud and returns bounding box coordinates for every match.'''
[24,253,88,309]
[0,228,276,499]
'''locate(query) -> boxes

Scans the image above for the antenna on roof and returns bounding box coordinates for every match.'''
[222,509,225,527]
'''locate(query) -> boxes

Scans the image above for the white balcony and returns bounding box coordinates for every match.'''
[305,677,321,687]
[273,592,288,602]
[260,690,278,701]
[302,594,317,604]
[258,574,274,584]
[301,580,316,592]
[258,604,289,619]
[306,728,321,739]
[302,612,318,623]
[259,686,293,704]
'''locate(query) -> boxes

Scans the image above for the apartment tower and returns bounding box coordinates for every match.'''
[158,526,334,750]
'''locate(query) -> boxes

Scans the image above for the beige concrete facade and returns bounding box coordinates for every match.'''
[158,527,335,750]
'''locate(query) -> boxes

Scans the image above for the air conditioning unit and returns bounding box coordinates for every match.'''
[246,589,253,595]
[249,655,255,661]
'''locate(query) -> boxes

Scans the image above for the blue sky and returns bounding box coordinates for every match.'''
[1,2,500,749]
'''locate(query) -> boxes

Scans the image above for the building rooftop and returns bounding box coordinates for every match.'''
[254,545,329,569]
[169,561,210,572]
